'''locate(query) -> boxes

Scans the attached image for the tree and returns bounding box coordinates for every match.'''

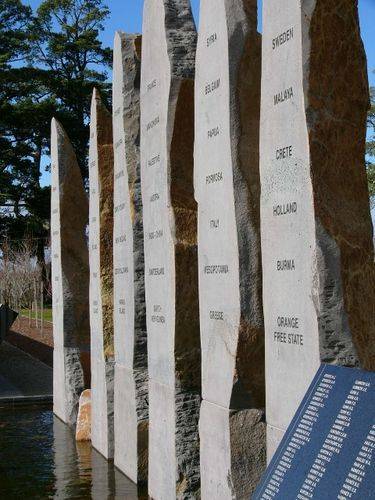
[29,0,112,177]
[0,241,41,309]
[0,0,31,68]
[0,0,111,274]
[0,0,33,211]
[0,2,57,262]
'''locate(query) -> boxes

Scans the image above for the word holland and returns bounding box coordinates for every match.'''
[273,202,298,217]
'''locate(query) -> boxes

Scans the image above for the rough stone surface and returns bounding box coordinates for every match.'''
[76,389,92,441]
[194,0,265,497]
[260,0,375,459]
[89,89,115,459]
[200,402,266,499]
[141,1,200,498]
[51,118,90,426]
[112,31,149,487]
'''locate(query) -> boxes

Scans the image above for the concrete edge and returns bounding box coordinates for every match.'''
[0,394,53,408]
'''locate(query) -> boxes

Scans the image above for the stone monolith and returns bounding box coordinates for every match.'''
[113,31,148,486]
[76,389,91,442]
[51,118,90,426]
[260,0,375,459]
[194,1,266,497]
[89,89,115,459]
[141,1,200,498]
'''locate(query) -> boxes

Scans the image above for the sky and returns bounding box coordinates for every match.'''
[24,0,375,187]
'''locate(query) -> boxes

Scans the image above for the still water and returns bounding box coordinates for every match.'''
[0,405,139,499]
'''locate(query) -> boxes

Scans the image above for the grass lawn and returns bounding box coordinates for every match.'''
[20,307,53,322]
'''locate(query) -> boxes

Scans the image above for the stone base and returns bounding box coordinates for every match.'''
[114,364,148,485]
[91,357,114,459]
[76,389,91,442]
[148,380,176,500]
[148,379,200,500]
[200,400,266,499]
[53,346,84,426]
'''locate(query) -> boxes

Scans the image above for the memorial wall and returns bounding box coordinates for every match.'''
[51,118,90,426]
[50,0,374,497]
[260,0,374,459]
[112,31,148,486]
[195,0,265,497]
[141,0,200,498]
[88,89,115,460]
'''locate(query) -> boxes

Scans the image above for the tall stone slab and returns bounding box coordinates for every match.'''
[51,118,90,426]
[113,32,148,486]
[141,1,200,498]
[260,0,375,459]
[194,1,265,497]
[89,89,115,459]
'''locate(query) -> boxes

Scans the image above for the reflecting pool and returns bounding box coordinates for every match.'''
[0,405,139,499]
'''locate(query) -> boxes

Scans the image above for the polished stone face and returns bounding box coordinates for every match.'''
[260,0,373,460]
[140,4,176,493]
[195,0,241,412]
[260,0,321,458]
[89,89,115,460]
[51,118,89,427]
[112,31,148,485]
[195,0,265,497]
[141,1,200,498]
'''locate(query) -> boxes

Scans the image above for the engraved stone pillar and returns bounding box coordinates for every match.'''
[141,1,200,498]
[113,31,148,486]
[260,0,375,459]
[194,1,266,497]
[89,88,115,459]
[51,118,90,426]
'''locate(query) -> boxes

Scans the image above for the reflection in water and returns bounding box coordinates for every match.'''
[0,406,138,499]
[53,414,138,499]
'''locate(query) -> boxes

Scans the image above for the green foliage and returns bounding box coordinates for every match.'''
[21,307,52,322]
[0,0,111,263]
[0,0,31,68]
[29,0,112,175]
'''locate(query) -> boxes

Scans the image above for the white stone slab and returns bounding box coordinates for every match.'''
[148,379,176,500]
[141,1,200,497]
[260,0,373,459]
[114,364,138,480]
[51,118,89,426]
[195,1,265,496]
[199,401,232,500]
[260,5,320,454]
[112,31,148,485]
[89,89,115,460]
